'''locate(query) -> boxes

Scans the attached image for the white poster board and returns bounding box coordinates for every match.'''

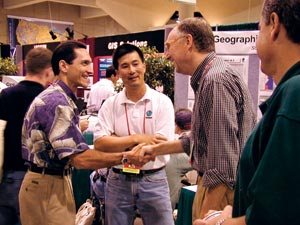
[219,55,249,83]
[185,31,258,110]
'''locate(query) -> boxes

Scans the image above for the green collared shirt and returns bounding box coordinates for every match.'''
[233,62,300,224]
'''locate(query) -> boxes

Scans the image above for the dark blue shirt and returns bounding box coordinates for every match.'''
[0,80,44,171]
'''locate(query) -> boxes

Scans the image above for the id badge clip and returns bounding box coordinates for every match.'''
[122,157,140,174]
[122,163,140,174]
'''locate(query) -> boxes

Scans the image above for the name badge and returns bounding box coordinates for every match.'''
[122,163,141,174]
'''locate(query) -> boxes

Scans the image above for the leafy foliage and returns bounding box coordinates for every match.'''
[141,46,175,102]
[0,57,18,75]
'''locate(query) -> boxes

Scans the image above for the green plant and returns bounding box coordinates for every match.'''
[141,46,175,102]
[0,57,18,75]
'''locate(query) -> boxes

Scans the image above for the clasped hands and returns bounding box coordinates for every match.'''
[122,134,166,167]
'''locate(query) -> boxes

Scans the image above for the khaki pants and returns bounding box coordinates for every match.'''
[19,171,76,225]
[192,176,234,221]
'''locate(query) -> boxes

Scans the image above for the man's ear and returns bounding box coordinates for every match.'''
[270,12,280,40]
[142,62,146,73]
[186,34,193,48]
[59,60,68,73]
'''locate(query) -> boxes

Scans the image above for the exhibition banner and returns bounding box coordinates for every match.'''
[214,31,258,55]
[94,30,165,56]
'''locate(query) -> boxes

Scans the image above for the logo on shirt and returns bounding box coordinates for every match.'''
[146,110,152,119]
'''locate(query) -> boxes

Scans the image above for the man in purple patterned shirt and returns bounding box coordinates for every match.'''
[19,40,137,225]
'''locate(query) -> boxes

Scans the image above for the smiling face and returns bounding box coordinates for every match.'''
[116,51,146,89]
[165,28,189,75]
[60,48,93,92]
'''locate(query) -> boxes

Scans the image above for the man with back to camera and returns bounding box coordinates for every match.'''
[93,43,175,225]
[0,47,54,225]
[125,17,257,222]
[87,65,119,113]
[194,0,300,224]
[18,40,144,225]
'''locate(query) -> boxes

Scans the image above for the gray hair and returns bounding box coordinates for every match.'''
[177,17,215,52]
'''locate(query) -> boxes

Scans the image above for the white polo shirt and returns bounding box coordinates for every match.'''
[94,84,175,170]
[87,79,115,112]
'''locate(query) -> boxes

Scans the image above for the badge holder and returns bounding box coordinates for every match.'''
[122,157,141,174]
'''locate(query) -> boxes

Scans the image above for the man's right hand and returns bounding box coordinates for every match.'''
[123,143,157,165]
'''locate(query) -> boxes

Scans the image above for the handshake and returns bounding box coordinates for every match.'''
[122,143,156,167]
[121,134,171,167]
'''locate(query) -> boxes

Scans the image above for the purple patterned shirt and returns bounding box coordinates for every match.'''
[22,80,89,169]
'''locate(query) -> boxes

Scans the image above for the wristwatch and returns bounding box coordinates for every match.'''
[121,156,128,165]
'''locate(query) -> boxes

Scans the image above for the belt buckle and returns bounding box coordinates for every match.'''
[41,167,46,175]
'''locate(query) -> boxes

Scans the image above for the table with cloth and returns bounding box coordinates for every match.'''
[176,185,197,225]
[72,132,94,210]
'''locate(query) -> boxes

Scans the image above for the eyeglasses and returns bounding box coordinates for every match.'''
[164,36,186,51]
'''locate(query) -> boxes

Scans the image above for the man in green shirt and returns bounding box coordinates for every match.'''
[192,0,300,224]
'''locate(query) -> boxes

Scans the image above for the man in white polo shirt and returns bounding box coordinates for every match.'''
[87,65,119,113]
[94,43,175,225]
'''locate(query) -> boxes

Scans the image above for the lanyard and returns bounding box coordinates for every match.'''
[203,56,216,75]
[124,102,146,135]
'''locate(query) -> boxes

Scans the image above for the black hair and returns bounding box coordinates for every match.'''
[106,65,116,78]
[112,43,144,69]
[51,40,87,75]
[262,0,300,43]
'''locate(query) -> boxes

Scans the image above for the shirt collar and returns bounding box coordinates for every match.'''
[119,84,151,104]
[190,52,216,92]
[260,61,300,114]
[56,80,77,103]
